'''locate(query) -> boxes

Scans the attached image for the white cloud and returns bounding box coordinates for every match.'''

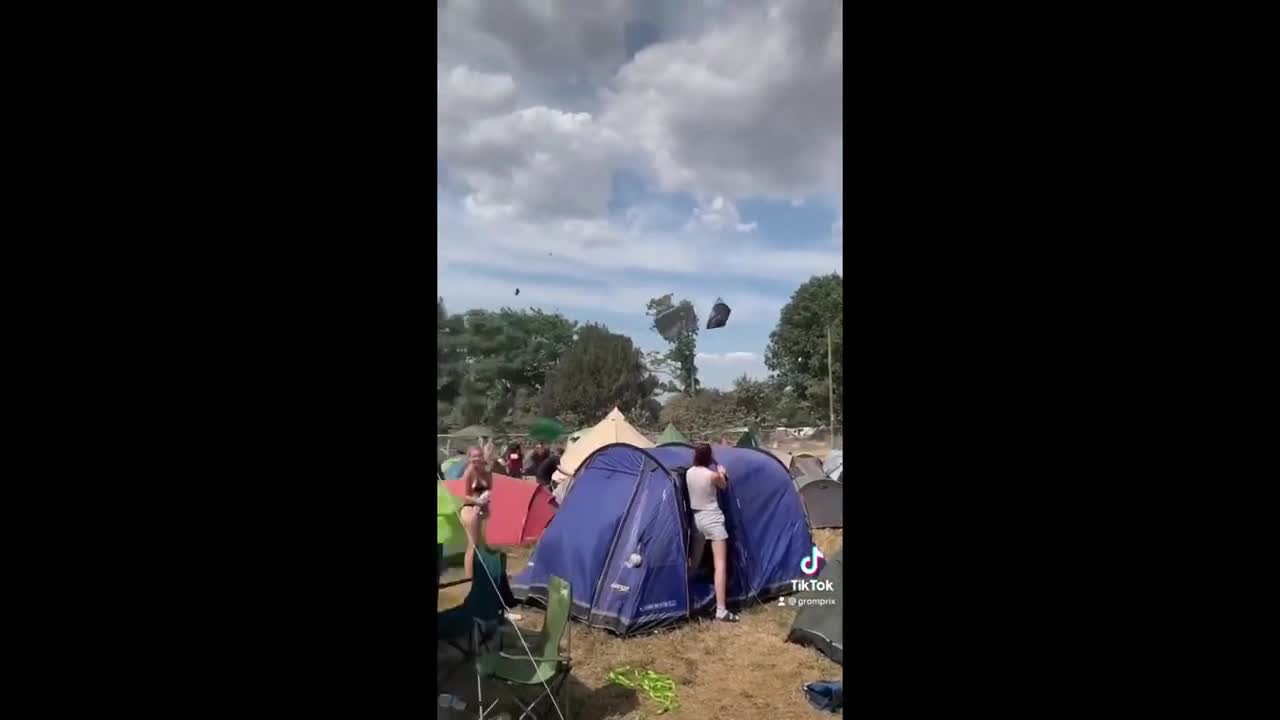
[438,0,634,99]
[601,1,842,201]
[440,103,629,221]
[690,196,757,233]
[696,351,758,363]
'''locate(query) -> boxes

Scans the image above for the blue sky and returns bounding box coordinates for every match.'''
[438,1,842,389]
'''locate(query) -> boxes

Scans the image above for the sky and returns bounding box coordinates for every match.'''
[437,0,842,390]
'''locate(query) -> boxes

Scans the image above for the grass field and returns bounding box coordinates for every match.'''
[437,527,843,719]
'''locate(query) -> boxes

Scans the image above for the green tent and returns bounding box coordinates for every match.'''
[437,479,466,550]
[437,479,469,610]
[657,423,688,445]
[735,429,760,449]
[788,545,843,664]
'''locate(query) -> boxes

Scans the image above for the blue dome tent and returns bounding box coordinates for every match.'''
[511,443,813,636]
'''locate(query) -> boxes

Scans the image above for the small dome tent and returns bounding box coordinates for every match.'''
[552,408,653,502]
[444,473,557,546]
[656,422,688,445]
[791,453,843,529]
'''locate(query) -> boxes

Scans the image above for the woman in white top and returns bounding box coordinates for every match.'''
[685,442,739,622]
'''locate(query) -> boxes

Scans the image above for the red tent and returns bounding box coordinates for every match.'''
[445,473,558,546]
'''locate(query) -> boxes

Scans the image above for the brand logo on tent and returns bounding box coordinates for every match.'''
[801,545,825,575]
[610,583,630,593]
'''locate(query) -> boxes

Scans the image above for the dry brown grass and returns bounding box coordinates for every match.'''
[439,530,843,719]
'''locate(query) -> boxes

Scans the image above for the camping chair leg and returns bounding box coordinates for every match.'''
[514,672,569,720]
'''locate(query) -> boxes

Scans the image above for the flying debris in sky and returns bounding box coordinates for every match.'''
[707,298,731,329]
[514,288,520,296]
[654,303,698,341]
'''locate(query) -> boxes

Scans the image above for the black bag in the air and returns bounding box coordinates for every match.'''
[707,299,731,329]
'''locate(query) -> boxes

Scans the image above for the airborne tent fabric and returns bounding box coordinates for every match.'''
[656,423,688,445]
[513,444,813,636]
[788,546,843,664]
[444,474,558,546]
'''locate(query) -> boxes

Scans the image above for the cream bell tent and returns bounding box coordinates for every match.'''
[552,407,653,503]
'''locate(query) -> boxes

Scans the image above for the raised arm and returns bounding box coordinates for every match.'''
[711,464,728,490]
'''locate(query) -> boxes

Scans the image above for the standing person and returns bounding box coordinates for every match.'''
[686,442,738,622]
[505,442,523,477]
[458,446,492,580]
[526,441,549,474]
[534,444,561,491]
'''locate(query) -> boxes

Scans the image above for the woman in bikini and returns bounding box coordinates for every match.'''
[458,446,493,579]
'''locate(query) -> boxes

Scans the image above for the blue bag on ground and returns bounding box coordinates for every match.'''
[803,680,843,713]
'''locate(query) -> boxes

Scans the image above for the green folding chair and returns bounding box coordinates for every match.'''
[476,574,573,720]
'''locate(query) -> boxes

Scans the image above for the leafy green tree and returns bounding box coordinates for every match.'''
[763,273,843,426]
[645,294,699,396]
[729,375,774,428]
[436,300,578,431]
[540,323,660,428]
[659,389,745,439]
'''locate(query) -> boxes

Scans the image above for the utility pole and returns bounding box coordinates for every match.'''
[827,325,836,451]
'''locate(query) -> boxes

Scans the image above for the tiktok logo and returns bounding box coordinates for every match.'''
[800,545,825,575]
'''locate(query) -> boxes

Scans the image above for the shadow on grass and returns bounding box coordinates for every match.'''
[438,644,640,720]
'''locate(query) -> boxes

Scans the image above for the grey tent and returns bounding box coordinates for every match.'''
[788,546,843,664]
[657,423,688,445]
[794,465,843,529]
[823,450,844,483]
[791,454,825,479]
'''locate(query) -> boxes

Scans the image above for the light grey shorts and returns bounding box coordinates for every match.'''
[693,509,728,541]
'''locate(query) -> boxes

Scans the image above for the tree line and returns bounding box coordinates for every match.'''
[436,273,843,436]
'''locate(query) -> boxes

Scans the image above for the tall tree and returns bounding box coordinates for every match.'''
[540,323,660,428]
[436,301,578,430]
[645,294,700,396]
[764,273,843,427]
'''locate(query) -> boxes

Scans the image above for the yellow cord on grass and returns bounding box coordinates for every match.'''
[606,667,680,714]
